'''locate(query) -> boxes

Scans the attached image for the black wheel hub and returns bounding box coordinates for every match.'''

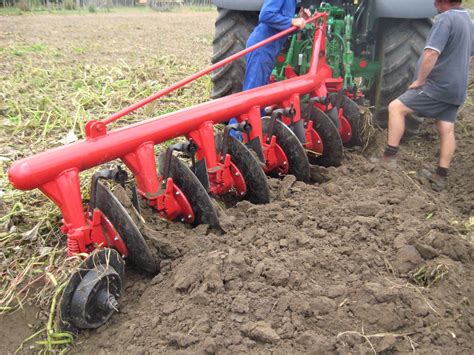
[69,264,122,329]
[59,248,125,331]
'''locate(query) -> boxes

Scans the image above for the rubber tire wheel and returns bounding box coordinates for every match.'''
[328,93,363,148]
[215,133,270,205]
[261,117,311,183]
[371,19,431,129]
[308,107,344,167]
[157,153,221,230]
[211,8,258,99]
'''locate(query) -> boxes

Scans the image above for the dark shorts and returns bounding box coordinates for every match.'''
[398,88,460,123]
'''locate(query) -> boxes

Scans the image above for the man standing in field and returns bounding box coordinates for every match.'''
[378,0,473,191]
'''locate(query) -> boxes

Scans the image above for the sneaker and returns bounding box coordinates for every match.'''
[369,155,398,170]
[418,168,448,192]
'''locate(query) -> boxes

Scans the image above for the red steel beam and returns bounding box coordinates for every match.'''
[9,16,327,192]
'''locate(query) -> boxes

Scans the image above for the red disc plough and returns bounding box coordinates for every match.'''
[8,11,365,331]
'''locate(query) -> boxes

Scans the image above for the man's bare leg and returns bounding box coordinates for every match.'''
[372,99,416,168]
[417,120,455,191]
[387,99,415,147]
[436,120,456,169]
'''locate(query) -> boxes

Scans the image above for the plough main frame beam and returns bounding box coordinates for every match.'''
[9,18,327,192]
[8,14,330,257]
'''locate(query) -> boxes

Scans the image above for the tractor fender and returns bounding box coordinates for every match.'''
[211,0,262,11]
[374,0,437,19]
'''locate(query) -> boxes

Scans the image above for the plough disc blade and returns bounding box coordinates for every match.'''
[216,133,270,205]
[157,153,221,230]
[59,248,125,331]
[96,182,160,275]
[246,137,265,163]
[329,93,363,147]
[262,117,311,183]
[308,107,344,167]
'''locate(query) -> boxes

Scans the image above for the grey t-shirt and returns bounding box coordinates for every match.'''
[418,8,474,106]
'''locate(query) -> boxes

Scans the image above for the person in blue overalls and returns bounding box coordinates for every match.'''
[243,0,309,91]
[229,0,310,132]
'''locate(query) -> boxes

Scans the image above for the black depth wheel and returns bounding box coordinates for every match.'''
[261,117,311,183]
[59,248,125,331]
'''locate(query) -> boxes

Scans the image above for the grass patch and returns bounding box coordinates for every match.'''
[0,38,211,351]
[409,264,449,287]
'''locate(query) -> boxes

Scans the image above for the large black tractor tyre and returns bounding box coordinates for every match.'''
[372,18,432,136]
[211,8,258,99]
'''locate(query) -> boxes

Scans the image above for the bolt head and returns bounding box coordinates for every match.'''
[187,214,192,219]
[235,172,240,176]
[348,133,351,136]
[114,236,119,241]
[240,192,245,196]
[317,140,321,144]
[181,218,185,222]
[283,161,287,165]
[175,191,180,196]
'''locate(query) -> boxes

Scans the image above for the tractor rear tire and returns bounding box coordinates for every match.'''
[372,19,432,130]
[211,8,258,99]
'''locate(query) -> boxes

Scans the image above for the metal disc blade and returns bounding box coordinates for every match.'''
[96,182,160,275]
[329,93,363,147]
[194,158,210,191]
[217,133,270,205]
[309,107,344,167]
[158,153,221,230]
[246,137,265,163]
[262,117,311,183]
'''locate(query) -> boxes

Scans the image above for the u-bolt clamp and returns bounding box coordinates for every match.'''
[222,122,252,160]
[88,166,129,216]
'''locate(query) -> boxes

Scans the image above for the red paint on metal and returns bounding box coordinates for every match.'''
[188,122,247,197]
[7,14,329,258]
[305,120,324,155]
[284,65,298,79]
[154,178,195,223]
[89,210,129,257]
[337,108,353,144]
[262,135,289,175]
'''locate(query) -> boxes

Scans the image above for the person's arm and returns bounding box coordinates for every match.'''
[259,0,298,31]
[409,15,450,89]
[408,49,439,89]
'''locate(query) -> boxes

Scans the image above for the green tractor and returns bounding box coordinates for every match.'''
[210,0,437,133]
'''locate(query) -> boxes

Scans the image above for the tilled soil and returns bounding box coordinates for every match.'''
[75,116,473,353]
